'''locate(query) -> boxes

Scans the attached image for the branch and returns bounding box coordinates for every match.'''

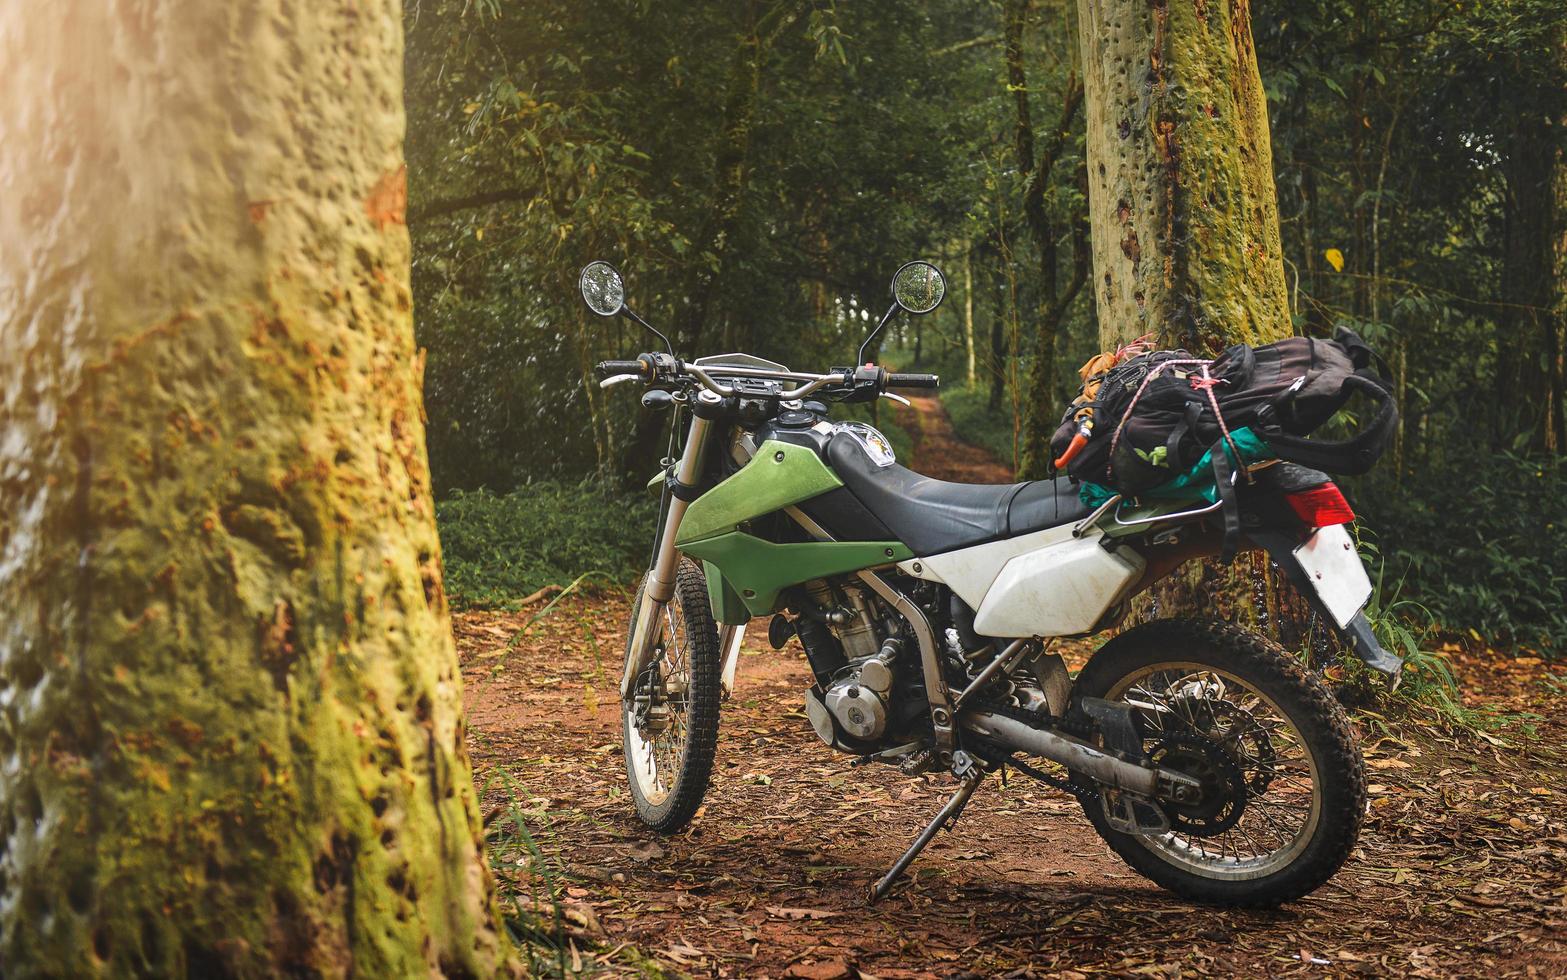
[406,185,537,224]
[1035,73,1084,186]
[934,33,1004,57]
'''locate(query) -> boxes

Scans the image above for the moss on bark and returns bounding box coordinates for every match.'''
[0,3,514,976]
[1077,0,1290,352]
[1074,0,1299,630]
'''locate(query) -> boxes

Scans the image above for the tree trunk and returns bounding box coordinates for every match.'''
[1077,0,1290,353]
[1554,111,1567,455]
[1074,0,1295,630]
[963,248,978,387]
[1500,98,1565,453]
[0,3,514,975]
[1005,0,1091,480]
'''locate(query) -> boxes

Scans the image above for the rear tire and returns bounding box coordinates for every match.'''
[1073,618,1365,907]
[622,558,721,833]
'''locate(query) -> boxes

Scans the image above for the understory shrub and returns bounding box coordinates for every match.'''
[437,481,658,607]
[1359,451,1567,655]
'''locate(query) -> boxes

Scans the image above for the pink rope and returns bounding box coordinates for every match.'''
[1196,364,1249,482]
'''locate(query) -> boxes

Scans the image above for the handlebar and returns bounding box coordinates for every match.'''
[596,354,938,401]
[594,358,649,379]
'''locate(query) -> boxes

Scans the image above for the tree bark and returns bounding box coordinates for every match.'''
[963,248,979,387]
[1077,0,1291,353]
[0,3,514,975]
[1074,0,1296,629]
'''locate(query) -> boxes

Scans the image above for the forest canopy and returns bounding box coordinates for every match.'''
[407,0,1566,651]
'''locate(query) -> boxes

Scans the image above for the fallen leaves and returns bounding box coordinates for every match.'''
[453,594,1567,978]
[767,906,841,920]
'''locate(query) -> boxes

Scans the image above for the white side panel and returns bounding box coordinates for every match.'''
[913,523,1081,610]
[973,534,1146,638]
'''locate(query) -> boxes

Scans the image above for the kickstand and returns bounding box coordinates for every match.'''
[870,762,987,902]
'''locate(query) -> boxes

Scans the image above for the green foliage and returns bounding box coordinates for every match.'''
[1359,451,1567,654]
[437,482,657,607]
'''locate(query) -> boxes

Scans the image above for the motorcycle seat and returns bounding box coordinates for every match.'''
[825,432,1092,556]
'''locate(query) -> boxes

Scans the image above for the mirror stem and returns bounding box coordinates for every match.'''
[856,302,901,366]
[622,306,675,357]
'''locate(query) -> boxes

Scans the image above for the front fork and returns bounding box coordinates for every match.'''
[620,390,724,700]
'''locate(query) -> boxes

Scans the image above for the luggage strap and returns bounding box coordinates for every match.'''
[1210,438,1242,564]
[1261,373,1399,475]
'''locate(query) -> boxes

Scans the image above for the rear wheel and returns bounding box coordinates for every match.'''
[1073,619,1365,907]
[622,558,721,833]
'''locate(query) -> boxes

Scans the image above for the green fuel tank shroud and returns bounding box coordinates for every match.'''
[683,532,913,617]
[703,561,751,626]
[674,439,843,547]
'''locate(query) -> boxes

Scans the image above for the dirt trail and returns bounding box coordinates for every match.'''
[458,397,1567,978]
[892,394,1012,484]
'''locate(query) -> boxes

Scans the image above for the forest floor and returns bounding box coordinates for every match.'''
[458,395,1567,978]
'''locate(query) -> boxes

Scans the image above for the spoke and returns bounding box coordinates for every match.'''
[1110,661,1320,877]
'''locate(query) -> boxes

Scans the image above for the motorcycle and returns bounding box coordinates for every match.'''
[578,258,1399,906]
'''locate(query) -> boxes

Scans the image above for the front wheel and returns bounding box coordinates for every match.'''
[622,558,721,833]
[1073,619,1366,907]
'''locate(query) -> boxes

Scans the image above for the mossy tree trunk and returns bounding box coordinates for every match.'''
[1074,0,1298,629]
[1077,0,1290,353]
[0,3,515,976]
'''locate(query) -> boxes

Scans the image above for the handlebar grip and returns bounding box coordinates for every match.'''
[594,359,648,379]
[885,372,940,390]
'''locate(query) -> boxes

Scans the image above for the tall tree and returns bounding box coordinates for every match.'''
[0,2,513,974]
[1073,0,1294,624]
[1005,0,1092,480]
[1077,0,1291,353]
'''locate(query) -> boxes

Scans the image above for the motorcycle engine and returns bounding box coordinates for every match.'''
[806,639,900,745]
[793,579,906,749]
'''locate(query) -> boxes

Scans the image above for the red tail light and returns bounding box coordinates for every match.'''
[1285,484,1355,527]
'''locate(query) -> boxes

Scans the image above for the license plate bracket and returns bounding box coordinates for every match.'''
[1292,524,1373,629]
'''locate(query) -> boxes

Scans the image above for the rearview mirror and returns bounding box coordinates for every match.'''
[856,259,947,365]
[576,259,676,356]
[578,261,625,317]
[890,260,945,315]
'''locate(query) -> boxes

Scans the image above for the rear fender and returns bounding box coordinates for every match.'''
[1247,528,1403,685]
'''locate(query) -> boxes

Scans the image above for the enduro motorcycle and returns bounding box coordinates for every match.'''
[579,258,1400,906]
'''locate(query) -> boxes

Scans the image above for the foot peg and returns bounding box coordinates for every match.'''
[870,752,986,902]
[1100,787,1170,836]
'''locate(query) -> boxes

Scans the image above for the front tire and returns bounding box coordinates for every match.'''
[1073,619,1365,907]
[622,558,721,833]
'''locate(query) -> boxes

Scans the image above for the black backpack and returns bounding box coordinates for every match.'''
[1050,327,1399,551]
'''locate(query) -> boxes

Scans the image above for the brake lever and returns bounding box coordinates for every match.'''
[880,391,911,407]
[599,373,643,389]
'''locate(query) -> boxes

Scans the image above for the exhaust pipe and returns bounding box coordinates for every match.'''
[960,710,1165,797]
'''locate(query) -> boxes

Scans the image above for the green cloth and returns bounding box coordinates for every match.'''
[1079,427,1272,507]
